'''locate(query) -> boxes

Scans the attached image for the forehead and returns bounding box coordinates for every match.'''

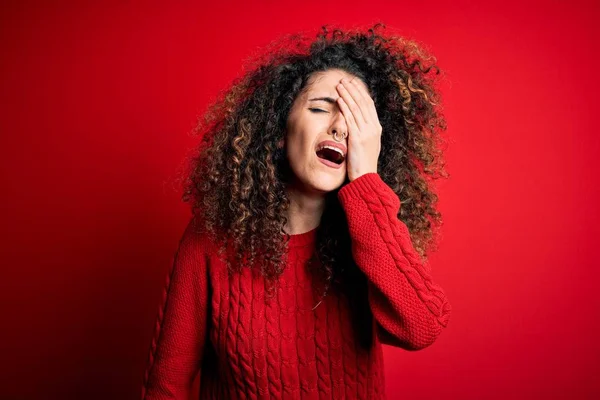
[304,69,369,96]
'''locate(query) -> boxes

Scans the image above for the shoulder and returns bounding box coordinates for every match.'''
[176,214,220,262]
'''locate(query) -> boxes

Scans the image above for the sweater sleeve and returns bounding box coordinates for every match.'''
[337,172,451,350]
[141,217,210,399]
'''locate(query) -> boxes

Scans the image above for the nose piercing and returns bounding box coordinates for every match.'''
[333,131,346,142]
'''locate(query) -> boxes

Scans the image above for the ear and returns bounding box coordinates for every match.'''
[276,138,285,149]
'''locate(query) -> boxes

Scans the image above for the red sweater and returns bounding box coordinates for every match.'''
[141,172,451,399]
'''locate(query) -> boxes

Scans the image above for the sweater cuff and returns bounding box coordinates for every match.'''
[338,172,395,205]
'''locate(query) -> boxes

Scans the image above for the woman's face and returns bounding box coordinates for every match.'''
[284,68,369,195]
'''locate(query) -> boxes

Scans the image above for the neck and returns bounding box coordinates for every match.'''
[283,182,326,235]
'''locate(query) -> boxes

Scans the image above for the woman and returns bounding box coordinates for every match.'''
[142,23,452,399]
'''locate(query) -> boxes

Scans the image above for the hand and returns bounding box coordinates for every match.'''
[336,77,382,181]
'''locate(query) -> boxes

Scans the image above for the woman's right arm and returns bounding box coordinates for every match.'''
[141,218,210,399]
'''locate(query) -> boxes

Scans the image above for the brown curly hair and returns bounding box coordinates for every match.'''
[179,22,450,301]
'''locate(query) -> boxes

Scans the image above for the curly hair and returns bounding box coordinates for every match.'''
[179,22,450,301]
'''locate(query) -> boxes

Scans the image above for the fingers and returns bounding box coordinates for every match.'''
[336,96,358,136]
[336,78,379,128]
[355,81,379,125]
[336,79,368,127]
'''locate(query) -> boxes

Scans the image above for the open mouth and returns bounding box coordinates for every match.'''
[316,146,345,165]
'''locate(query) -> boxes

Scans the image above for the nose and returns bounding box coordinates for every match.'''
[328,112,347,141]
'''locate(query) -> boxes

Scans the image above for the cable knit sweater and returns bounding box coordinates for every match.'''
[141,172,451,399]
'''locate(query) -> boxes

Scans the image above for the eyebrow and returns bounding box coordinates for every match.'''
[308,96,338,104]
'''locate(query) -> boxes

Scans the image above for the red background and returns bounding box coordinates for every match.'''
[1,1,599,399]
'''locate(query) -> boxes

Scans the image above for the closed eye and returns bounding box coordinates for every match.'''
[308,108,327,113]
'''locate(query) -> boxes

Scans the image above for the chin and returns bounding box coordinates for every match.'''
[288,161,346,194]
[309,171,346,193]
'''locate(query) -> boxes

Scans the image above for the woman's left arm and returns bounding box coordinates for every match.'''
[338,172,451,350]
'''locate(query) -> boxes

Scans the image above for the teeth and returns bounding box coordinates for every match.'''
[316,145,345,157]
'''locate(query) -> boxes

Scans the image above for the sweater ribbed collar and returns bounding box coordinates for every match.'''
[285,226,318,248]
